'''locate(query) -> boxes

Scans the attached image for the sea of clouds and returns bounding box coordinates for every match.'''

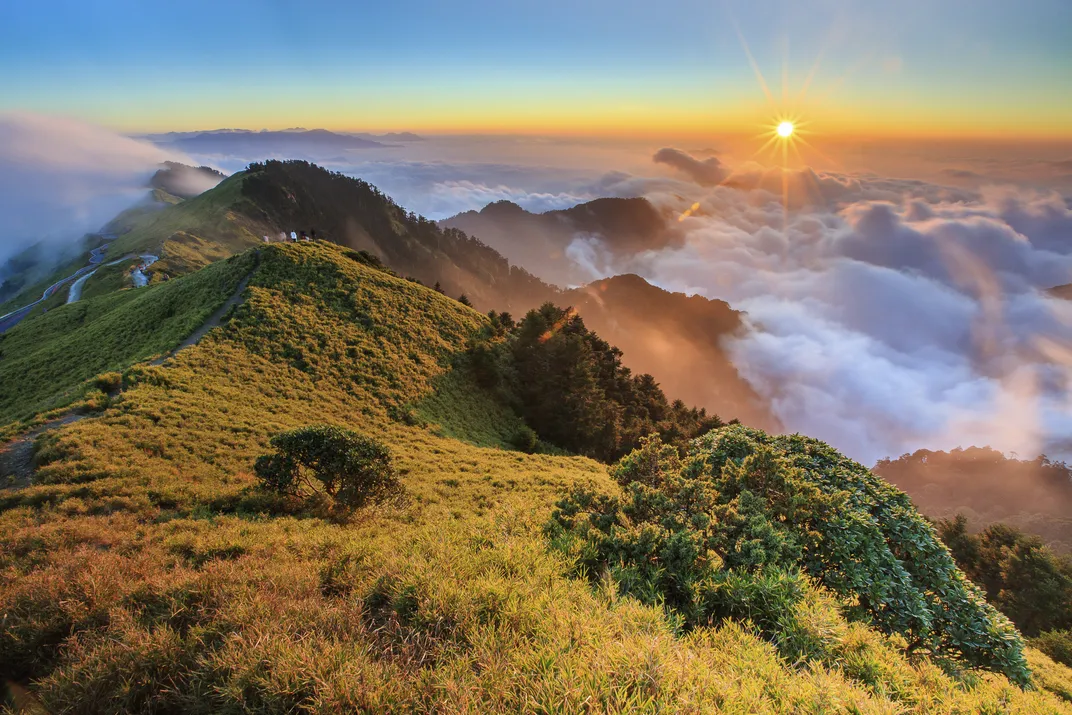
[5,113,1070,466]
[550,153,1072,466]
[344,142,1072,465]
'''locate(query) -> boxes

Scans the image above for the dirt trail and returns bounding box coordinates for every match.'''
[150,257,259,367]
[0,413,86,488]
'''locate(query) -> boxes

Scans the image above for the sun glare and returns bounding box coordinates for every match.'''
[777,121,794,138]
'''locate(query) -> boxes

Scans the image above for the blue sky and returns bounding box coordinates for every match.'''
[1,0,1070,135]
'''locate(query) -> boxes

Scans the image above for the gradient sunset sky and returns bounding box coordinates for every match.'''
[2,0,1070,137]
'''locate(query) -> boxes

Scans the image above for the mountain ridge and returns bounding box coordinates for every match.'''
[1,241,1070,710]
[441,196,679,288]
[94,160,768,426]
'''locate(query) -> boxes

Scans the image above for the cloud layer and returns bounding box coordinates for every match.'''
[598,151,1072,464]
[0,112,178,264]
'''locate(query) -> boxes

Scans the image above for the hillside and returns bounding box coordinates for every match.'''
[2,242,1072,712]
[442,197,676,287]
[875,447,1072,552]
[562,274,778,430]
[105,160,556,311]
[89,161,767,425]
[0,251,256,424]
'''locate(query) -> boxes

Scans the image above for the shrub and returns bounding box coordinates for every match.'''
[510,425,538,454]
[93,372,123,394]
[550,424,1031,685]
[254,425,401,508]
[1033,630,1072,668]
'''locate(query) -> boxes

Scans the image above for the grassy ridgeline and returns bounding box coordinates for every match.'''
[0,251,257,425]
[2,242,1072,712]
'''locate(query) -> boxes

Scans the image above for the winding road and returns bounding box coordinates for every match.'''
[0,235,157,334]
[65,254,138,304]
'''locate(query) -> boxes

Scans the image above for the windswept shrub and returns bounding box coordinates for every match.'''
[254,425,401,508]
[93,371,123,394]
[550,424,1030,685]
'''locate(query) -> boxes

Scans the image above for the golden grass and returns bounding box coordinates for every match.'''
[2,242,1072,712]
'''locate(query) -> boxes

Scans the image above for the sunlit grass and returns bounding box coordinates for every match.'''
[2,242,1072,712]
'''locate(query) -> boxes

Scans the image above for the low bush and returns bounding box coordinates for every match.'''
[93,371,123,394]
[510,425,538,454]
[254,425,401,508]
[549,425,1030,685]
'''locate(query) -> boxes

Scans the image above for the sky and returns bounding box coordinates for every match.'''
[2,0,1071,137]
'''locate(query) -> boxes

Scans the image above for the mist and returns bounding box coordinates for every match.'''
[0,112,180,270]
[576,150,1072,465]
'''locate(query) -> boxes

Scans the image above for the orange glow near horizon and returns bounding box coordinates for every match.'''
[94,93,1072,142]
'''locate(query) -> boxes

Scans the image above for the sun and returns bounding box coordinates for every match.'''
[777,121,794,138]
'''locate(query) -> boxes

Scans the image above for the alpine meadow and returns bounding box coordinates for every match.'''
[4,1,1072,712]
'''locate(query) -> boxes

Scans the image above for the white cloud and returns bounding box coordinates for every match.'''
[0,112,181,263]
[593,149,1072,464]
[163,135,1072,464]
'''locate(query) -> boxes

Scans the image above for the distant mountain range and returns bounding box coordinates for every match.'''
[142,128,407,156]
[441,198,679,287]
[139,128,423,142]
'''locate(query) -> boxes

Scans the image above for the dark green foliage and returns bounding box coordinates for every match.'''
[510,425,538,454]
[1034,630,1072,668]
[457,294,472,307]
[254,425,401,508]
[551,425,1030,685]
[485,310,515,337]
[241,160,555,311]
[938,515,1072,637]
[93,371,123,394]
[486,303,722,462]
[344,249,396,276]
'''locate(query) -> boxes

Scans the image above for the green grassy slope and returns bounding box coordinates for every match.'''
[2,243,1072,712]
[0,251,257,424]
[108,173,268,273]
[77,257,143,301]
[0,252,89,318]
[95,161,555,311]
